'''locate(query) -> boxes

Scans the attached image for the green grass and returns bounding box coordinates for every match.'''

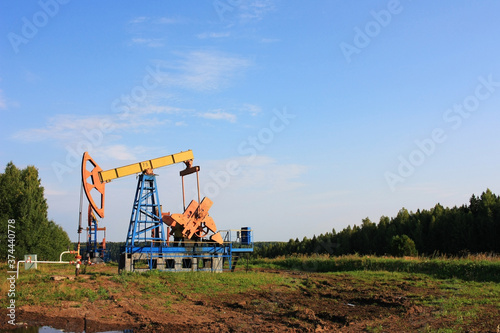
[0,263,111,306]
[249,255,500,331]
[1,256,499,332]
[251,254,500,282]
[431,279,499,325]
[323,269,500,330]
[112,269,294,299]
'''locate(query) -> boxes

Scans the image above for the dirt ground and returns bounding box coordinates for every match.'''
[1,266,499,332]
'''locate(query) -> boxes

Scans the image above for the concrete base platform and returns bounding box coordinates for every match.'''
[119,252,223,273]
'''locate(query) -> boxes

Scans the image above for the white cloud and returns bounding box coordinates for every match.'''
[130,37,165,48]
[130,16,180,25]
[128,104,192,115]
[128,16,182,48]
[92,144,138,162]
[155,17,183,24]
[197,32,231,39]
[201,155,307,196]
[199,110,237,123]
[240,103,261,116]
[238,0,276,22]
[12,50,252,146]
[156,51,251,91]
[129,16,149,24]
[195,104,261,123]
[11,112,172,144]
[12,114,116,142]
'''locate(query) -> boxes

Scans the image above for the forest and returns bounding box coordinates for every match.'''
[256,189,500,258]
[0,162,71,260]
[2,160,498,262]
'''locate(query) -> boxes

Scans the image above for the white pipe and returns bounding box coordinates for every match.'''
[16,261,24,279]
[59,251,74,262]
[60,250,78,262]
[60,251,69,262]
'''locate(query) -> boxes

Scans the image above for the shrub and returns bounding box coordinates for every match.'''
[390,235,418,257]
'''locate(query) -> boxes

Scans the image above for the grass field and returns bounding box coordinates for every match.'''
[251,253,500,282]
[1,256,499,332]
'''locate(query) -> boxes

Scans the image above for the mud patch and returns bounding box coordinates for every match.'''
[1,267,499,332]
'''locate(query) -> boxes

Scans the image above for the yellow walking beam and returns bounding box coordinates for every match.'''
[82,150,194,218]
[99,150,194,183]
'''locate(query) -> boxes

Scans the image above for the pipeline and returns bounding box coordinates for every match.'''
[75,182,84,274]
[60,250,78,262]
[16,250,80,278]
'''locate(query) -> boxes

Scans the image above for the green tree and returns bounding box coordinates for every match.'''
[0,162,71,260]
[390,234,417,257]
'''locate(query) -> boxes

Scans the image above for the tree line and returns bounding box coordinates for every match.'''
[256,189,500,258]
[3,160,496,262]
[0,163,71,260]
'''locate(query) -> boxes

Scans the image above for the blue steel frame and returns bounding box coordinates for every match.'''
[125,174,166,253]
[123,174,254,271]
[87,214,109,261]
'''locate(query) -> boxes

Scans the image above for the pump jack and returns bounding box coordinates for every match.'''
[77,149,245,273]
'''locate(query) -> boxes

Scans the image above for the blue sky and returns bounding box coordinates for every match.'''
[1,1,500,242]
